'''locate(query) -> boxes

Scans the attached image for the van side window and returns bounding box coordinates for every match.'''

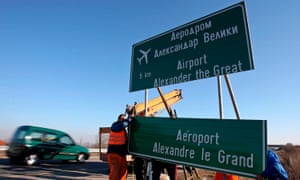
[29,131,57,142]
[43,133,57,142]
[30,132,43,140]
[59,136,74,145]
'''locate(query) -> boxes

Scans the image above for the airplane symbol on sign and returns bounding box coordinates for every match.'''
[137,48,151,65]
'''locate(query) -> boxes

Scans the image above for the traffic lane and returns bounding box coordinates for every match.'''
[0,157,112,180]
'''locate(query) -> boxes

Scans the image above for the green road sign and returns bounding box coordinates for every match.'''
[129,2,254,92]
[128,117,267,178]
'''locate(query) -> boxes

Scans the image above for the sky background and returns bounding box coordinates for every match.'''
[0,0,299,145]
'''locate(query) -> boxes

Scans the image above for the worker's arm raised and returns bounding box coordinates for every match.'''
[111,118,132,132]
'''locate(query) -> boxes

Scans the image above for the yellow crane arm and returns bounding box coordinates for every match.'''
[126,89,182,116]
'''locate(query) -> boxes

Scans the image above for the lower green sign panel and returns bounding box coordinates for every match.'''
[128,117,267,178]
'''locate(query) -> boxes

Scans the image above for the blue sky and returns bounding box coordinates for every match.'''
[0,0,299,145]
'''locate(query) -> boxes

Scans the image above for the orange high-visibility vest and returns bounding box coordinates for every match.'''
[108,130,127,145]
[215,172,239,180]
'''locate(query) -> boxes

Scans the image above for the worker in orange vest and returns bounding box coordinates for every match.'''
[107,114,132,180]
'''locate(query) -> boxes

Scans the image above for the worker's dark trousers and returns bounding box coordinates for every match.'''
[152,160,176,180]
[134,157,145,180]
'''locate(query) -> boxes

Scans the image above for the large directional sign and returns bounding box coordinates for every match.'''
[129,2,254,92]
[128,117,267,178]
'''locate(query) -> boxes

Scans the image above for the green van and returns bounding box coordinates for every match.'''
[6,125,90,165]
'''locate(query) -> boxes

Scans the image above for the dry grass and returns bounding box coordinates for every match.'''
[277,144,300,180]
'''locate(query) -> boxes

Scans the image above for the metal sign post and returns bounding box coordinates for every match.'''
[224,74,240,120]
[217,74,241,180]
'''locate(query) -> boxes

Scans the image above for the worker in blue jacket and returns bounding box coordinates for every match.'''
[257,150,288,180]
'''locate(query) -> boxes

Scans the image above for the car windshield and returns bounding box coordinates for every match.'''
[12,126,28,140]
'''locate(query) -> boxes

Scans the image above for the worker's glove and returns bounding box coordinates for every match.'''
[123,121,129,127]
[128,117,133,122]
[123,117,133,127]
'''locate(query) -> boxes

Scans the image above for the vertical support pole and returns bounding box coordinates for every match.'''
[144,89,148,117]
[157,87,178,180]
[144,89,153,180]
[217,75,241,180]
[157,87,175,119]
[146,161,153,180]
[217,75,224,120]
[217,76,227,180]
[224,74,240,120]
[99,128,102,161]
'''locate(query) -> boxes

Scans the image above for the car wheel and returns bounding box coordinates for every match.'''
[25,154,38,165]
[76,153,86,163]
